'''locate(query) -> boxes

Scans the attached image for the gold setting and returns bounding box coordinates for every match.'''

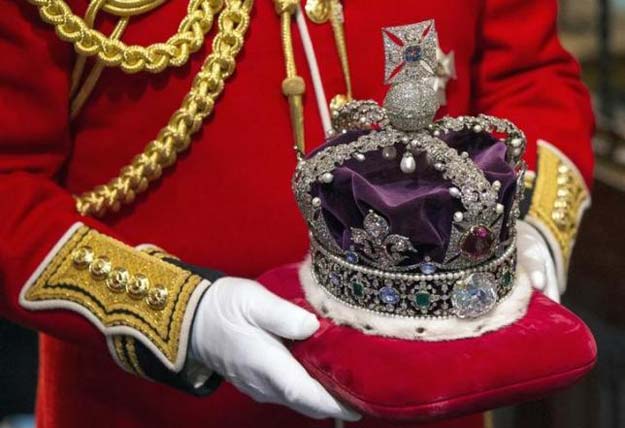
[24,226,205,366]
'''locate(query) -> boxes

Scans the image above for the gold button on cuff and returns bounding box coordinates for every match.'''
[89,256,112,279]
[72,246,95,269]
[146,286,169,310]
[106,267,130,293]
[127,274,150,299]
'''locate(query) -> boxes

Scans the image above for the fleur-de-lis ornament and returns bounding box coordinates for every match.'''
[350,211,417,269]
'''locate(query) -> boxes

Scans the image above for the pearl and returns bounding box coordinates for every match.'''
[492,180,501,191]
[353,153,366,162]
[410,139,421,149]
[433,129,441,137]
[319,172,334,184]
[400,153,416,173]
[513,148,522,157]
[449,187,461,198]
[472,124,483,133]
[453,211,464,222]
[510,137,523,148]
[434,162,444,171]
[312,197,321,207]
[461,151,469,158]
[382,146,397,160]
[496,203,505,214]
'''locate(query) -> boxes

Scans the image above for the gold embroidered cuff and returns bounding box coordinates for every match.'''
[526,141,591,287]
[20,223,212,372]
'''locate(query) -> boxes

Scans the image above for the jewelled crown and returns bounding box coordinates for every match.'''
[293,21,527,319]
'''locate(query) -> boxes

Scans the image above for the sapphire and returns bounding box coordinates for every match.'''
[403,45,422,63]
[420,262,437,275]
[379,286,400,304]
[345,251,359,264]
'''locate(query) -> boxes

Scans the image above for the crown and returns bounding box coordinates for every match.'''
[293,21,527,320]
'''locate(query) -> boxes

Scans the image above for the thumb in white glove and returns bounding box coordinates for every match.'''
[190,276,360,421]
[516,220,560,302]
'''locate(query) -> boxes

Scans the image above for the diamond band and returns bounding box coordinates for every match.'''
[310,236,517,319]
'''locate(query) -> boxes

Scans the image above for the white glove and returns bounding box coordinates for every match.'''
[190,276,361,421]
[517,220,560,302]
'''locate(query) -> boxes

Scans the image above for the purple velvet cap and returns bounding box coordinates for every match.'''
[307,129,517,265]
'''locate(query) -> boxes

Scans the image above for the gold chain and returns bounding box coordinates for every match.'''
[28,0,223,73]
[75,0,253,216]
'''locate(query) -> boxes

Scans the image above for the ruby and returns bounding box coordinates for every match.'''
[461,226,495,260]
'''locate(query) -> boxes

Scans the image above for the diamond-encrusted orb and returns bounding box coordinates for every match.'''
[460,225,495,260]
[403,44,422,63]
[106,267,130,293]
[451,273,498,318]
[72,246,94,269]
[346,251,359,264]
[414,292,431,309]
[89,256,111,280]
[419,262,437,275]
[383,80,440,131]
[379,286,400,304]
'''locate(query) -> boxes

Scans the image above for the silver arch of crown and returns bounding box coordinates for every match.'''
[292,20,527,318]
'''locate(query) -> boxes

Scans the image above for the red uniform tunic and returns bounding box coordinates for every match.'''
[0,0,593,427]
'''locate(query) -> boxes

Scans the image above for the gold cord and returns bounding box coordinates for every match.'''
[275,0,306,159]
[328,0,352,108]
[70,0,132,118]
[71,18,129,118]
[75,0,253,216]
[69,0,108,96]
[304,0,353,112]
[101,0,167,16]
[28,0,222,74]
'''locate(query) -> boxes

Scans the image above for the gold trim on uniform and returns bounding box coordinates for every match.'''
[23,226,204,367]
[113,336,134,373]
[527,142,590,270]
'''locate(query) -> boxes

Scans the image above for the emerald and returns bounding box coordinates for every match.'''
[503,271,513,286]
[351,282,364,298]
[415,292,431,308]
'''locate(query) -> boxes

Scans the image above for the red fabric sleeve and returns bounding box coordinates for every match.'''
[472,0,595,187]
[0,0,119,351]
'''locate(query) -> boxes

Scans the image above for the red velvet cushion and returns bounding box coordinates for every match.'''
[257,263,597,423]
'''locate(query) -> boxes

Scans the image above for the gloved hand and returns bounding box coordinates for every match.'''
[190,276,361,421]
[517,220,560,302]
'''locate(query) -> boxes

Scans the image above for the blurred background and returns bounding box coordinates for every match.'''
[1,1,624,427]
